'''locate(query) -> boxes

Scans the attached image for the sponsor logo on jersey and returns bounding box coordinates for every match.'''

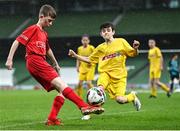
[102,52,121,61]
[36,41,46,49]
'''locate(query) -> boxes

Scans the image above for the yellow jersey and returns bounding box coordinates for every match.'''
[148,46,162,70]
[89,38,138,79]
[77,44,95,73]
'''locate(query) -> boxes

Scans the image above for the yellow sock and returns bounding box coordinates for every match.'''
[159,83,170,92]
[125,93,135,102]
[87,83,93,89]
[151,86,157,96]
[75,85,83,98]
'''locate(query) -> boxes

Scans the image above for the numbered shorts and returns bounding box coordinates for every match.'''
[97,72,127,99]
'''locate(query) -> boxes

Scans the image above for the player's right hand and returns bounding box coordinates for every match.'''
[5,59,13,70]
[68,49,76,57]
[133,40,140,49]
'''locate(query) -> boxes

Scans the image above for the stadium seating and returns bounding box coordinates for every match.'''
[1,10,180,38]
[116,10,180,34]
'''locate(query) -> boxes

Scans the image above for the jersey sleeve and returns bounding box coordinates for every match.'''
[16,26,37,46]
[156,48,162,57]
[91,45,95,51]
[89,45,103,64]
[77,47,80,55]
[122,39,138,57]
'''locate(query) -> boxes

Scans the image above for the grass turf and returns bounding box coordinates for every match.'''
[0,89,180,130]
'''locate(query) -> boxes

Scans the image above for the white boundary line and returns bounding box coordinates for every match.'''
[139,49,180,53]
[0,110,145,129]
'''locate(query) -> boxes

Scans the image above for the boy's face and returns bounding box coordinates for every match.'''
[81,36,90,46]
[148,40,155,49]
[174,55,178,60]
[100,27,115,40]
[41,15,55,27]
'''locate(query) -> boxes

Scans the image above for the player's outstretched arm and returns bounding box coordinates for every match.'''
[5,40,20,70]
[68,49,90,63]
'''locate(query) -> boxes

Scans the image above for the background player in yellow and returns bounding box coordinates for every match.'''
[76,34,96,98]
[69,22,141,111]
[148,39,171,98]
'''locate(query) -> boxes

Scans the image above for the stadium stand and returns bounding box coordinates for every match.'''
[1,10,180,38]
[117,10,180,34]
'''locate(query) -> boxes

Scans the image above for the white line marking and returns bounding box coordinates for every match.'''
[0,110,145,129]
[9,18,31,38]
[0,121,44,129]
[139,49,180,53]
[112,14,123,26]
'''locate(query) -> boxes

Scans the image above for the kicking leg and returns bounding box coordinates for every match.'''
[51,77,104,115]
[116,92,141,111]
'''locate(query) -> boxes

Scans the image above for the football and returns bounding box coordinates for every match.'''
[86,87,106,106]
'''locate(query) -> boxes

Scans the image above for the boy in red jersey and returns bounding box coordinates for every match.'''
[5,4,104,126]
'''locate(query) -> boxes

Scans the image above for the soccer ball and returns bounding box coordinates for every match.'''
[86,87,106,106]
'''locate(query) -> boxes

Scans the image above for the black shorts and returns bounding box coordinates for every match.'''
[170,74,180,81]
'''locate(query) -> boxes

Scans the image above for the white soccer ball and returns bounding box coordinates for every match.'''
[86,87,106,106]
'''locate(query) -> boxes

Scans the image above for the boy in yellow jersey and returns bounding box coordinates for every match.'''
[148,39,171,98]
[69,22,141,111]
[76,34,96,98]
[76,34,96,120]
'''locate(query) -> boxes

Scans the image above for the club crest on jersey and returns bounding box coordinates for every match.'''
[36,41,46,49]
[102,52,121,61]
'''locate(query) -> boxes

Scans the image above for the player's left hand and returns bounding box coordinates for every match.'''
[54,65,61,73]
[133,40,140,49]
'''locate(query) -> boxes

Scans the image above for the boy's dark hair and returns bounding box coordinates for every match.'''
[39,4,56,19]
[100,22,115,31]
[149,38,156,42]
[82,34,89,39]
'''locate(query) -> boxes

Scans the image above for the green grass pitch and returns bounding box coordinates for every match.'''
[0,89,180,130]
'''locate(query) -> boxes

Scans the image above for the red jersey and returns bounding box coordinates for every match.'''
[16,24,58,92]
[16,24,50,58]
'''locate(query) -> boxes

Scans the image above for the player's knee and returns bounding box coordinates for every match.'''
[57,93,65,99]
[116,96,126,104]
[51,77,68,92]
[155,81,161,86]
[98,85,105,90]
